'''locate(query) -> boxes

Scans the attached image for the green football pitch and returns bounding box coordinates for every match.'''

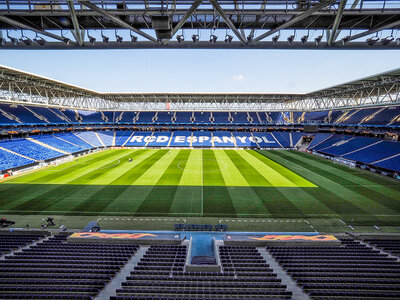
[1,149,400,226]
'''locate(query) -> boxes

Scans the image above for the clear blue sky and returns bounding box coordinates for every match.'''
[0,49,398,94]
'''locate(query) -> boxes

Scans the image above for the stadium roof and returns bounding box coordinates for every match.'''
[0,64,399,110]
[0,0,400,49]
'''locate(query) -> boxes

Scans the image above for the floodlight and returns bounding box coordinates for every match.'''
[341,36,350,45]
[102,33,109,43]
[176,34,184,43]
[20,36,32,46]
[88,34,96,44]
[287,35,295,44]
[116,34,123,43]
[365,36,379,46]
[272,35,279,44]
[396,38,400,45]
[301,35,308,44]
[63,37,71,45]
[130,33,137,43]
[209,34,217,44]
[0,37,6,46]
[224,34,233,44]
[192,34,199,43]
[247,34,253,43]
[314,35,323,45]
[34,35,46,46]
[380,36,394,45]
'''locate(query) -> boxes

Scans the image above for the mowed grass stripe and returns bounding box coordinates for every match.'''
[6,150,140,213]
[8,149,125,184]
[202,150,236,217]
[258,150,376,217]
[169,150,202,214]
[69,150,168,213]
[226,149,332,216]
[42,150,149,213]
[133,150,180,186]
[264,150,397,218]
[280,151,400,214]
[136,150,192,214]
[215,150,268,216]
[223,149,302,216]
[293,151,400,201]
[246,150,316,187]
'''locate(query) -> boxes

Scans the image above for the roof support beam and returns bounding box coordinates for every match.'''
[335,19,400,44]
[252,1,333,43]
[0,15,71,43]
[328,0,347,46]
[171,0,203,37]
[68,1,83,46]
[80,1,158,43]
[209,0,246,45]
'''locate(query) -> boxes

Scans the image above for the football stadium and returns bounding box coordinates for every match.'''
[1,0,400,299]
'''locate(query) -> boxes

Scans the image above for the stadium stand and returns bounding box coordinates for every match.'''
[0,138,64,161]
[114,131,133,146]
[0,232,46,256]
[32,135,86,153]
[136,112,155,124]
[156,112,173,124]
[0,233,139,300]
[212,131,236,147]
[75,132,104,148]
[97,131,114,147]
[169,131,192,147]
[0,148,35,170]
[78,110,104,124]
[267,236,400,299]
[364,238,400,257]
[192,131,212,147]
[52,133,93,150]
[174,112,192,124]
[193,112,210,124]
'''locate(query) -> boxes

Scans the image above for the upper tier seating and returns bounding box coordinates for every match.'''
[212,112,229,124]
[118,111,137,123]
[303,111,329,123]
[174,112,192,124]
[231,112,248,124]
[267,237,400,299]
[77,111,104,123]
[0,138,64,161]
[0,104,44,124]
[27,106,65,123]
[1,103,400,126]
[193,112,210,124]
[136,112,155,123]
[0,233,139,300]
[156,112,173,124]
[0,148,35,171]
[59,109,79,123]
[342,107,381,125]
[248,112,261,124]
